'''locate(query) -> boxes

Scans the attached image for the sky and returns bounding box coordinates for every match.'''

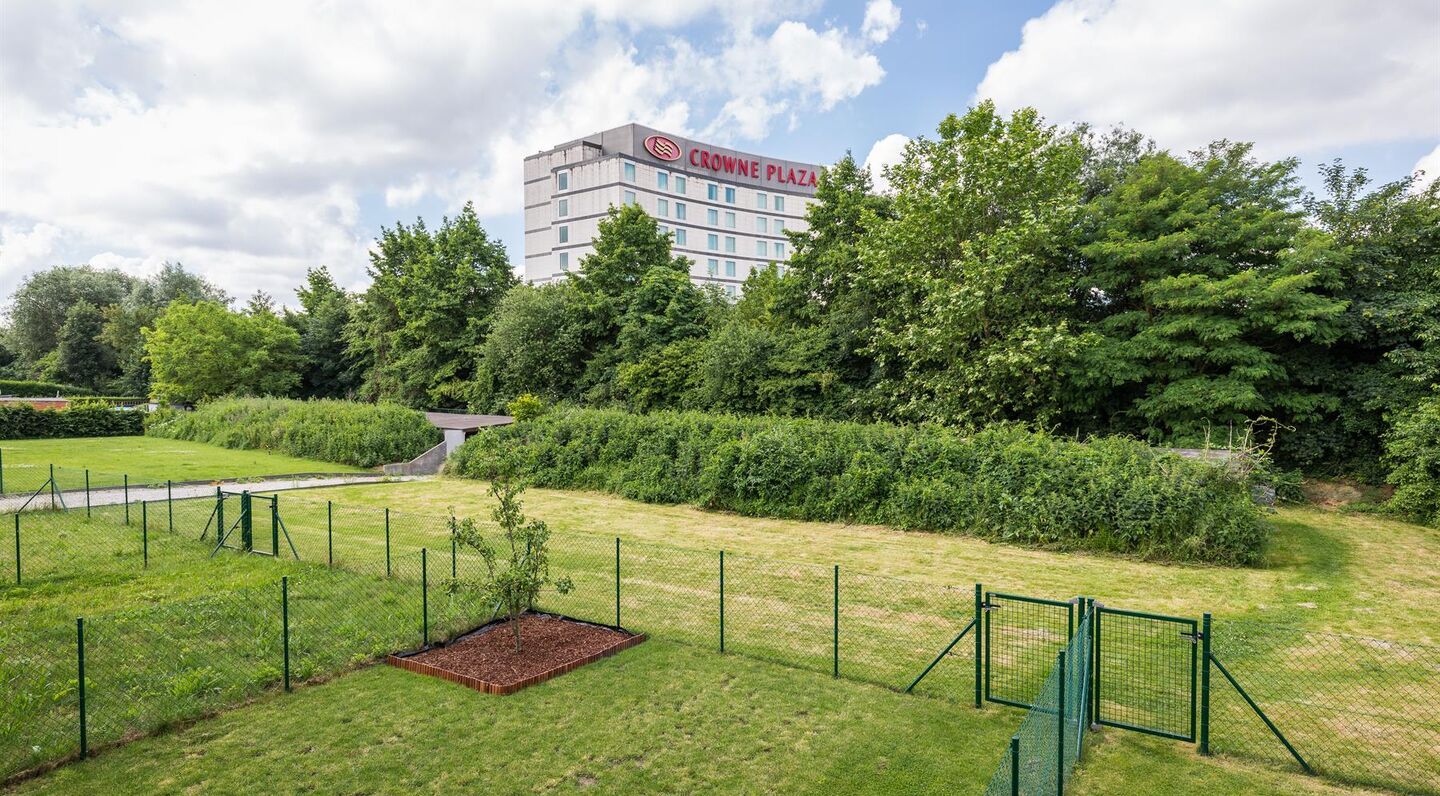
[2,0,1437,308]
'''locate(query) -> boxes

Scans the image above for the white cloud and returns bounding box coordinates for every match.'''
[862,0,902,43]
[863,133,909,193]
[1414,143,1440,190]
[975,0,1440,158]
[0,0,884,305]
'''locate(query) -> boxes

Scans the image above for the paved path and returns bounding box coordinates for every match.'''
[0,473,421,513]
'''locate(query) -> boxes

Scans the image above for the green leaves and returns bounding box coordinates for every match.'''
[144,301,302,404]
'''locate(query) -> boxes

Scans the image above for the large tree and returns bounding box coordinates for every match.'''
[54,301,114,390]
[144,301,301,402]
[8,266,136,364]
[349,202,515,407]
[289,266,359,399]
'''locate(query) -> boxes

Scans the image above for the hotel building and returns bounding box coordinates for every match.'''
[523,124,823,295]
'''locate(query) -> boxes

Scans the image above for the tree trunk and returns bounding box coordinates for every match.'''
[511,614,521,653]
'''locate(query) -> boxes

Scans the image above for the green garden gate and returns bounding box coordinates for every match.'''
[1094,607,1198,742]
[203,489,299,559]
[984,591,1074,709]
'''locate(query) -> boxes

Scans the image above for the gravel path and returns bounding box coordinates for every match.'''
[0,473,420,513]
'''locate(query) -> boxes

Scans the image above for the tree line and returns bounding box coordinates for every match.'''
[2,102,1435,483]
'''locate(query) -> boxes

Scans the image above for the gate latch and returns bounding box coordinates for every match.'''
[1179,629,1203,645]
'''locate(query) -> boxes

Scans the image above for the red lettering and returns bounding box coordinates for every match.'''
[797,169,808,185]
[723,155,735,173]
[787,168,797,184]
[751,160,760,177]
[690,149,701,167]
[808,171,818,187]
[738,159,750,177]
[766,164,777,180]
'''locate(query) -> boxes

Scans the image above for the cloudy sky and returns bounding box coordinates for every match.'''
[2,0,1437,306]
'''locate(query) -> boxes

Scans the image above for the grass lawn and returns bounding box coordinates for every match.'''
[3,640,1373,796]
[0,436,366,487]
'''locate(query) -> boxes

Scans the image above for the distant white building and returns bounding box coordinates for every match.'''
[523,124,824,296]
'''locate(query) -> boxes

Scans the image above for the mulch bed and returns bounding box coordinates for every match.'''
[388,612,644,695]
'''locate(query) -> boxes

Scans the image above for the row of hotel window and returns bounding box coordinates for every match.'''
[557,195,788,234]
[557,223,785,258]
[557,250,774,287]
[556,163,788,212]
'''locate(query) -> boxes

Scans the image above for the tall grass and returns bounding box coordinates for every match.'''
[450,408,1269,565]
[146,397,439,468]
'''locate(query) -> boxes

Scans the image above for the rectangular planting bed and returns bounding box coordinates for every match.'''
[388,612,645,695]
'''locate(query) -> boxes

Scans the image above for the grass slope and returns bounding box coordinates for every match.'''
[1,437,365,484]
[3,642,1371,796]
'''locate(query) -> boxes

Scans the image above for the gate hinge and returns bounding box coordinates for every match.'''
[1180,630,1203,644]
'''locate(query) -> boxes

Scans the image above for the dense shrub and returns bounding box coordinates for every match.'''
[0,379,94,397]
[450,409,1270,565]
[0,404,143,439]
[1384,397,1440,528]
[146,397,440,468]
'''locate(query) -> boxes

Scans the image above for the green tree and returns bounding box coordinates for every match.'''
[447,480,573,652]
[144,301,301,402]
[861,102,1093,425]
[350,202,516,407]
[8,266,136,364]
[98,262,230,396]
[54,301,114,390]
[472,283,589,408]
[1076,143,1347,441]
[289,267,359,399]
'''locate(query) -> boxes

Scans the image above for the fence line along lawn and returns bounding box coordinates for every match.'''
[295,479,1440,643]
[0,437,367,484]
[3,640,1370,796]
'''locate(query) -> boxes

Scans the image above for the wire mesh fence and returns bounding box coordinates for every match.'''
[4,477,1439,794]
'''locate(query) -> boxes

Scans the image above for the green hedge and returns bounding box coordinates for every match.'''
[450,409,1269,565]
[146,397,440,468]
[0,405,144,439]
[0,380,93,397]
[1385,396,1440,528]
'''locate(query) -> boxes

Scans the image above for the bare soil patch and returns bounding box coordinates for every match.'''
[389,612,644,694]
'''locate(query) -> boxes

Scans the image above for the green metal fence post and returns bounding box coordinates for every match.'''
[422,548,429,647]
[1057,649,1067,796]
[1200,612,1212,755]
[974,583,983,709]
[49,464,56,510]
[717,549,725,653]
[123,474,129,524]
[167,480,173,532]
[0,447,4,494]
[327,501,333,567]
[85,470,90,518]
[282,576,291,692]
[271,495,280,556]
[385,508,391,578]
[614,537,621,629]
[832,564,839,678]
[1009,735,1020,796]
[215,487,223,543]
[13,514,19,585]
[142,501,148,568]
[77,617,87,758]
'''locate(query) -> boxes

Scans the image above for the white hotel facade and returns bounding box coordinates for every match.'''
[523,124,823,295]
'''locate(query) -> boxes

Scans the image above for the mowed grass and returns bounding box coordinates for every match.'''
[3,640,1375,796]
[0,436,366,486]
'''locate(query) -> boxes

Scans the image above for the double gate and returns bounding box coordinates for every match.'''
[981,592,1198,741]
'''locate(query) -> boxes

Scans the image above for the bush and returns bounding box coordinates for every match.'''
[0,404,143,439]
[505,393,547,422]
[0,379,94,398]
[1385,397,1440,527]
[146,397,440,468]
[449,409,1270,565]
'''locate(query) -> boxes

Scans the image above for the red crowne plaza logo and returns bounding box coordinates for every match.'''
[644,135,682,161]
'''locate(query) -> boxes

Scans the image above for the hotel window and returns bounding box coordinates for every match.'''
[707,208,718,225]
[623,190,636,206]
[756,192,768,210]
[775,218,785,232]
[659,224,669,236]
[724,211,735,228]
[778,264,787,277]
[557,199,569,218]
[675,202,687,220]
[774,241,785,258]
[558,225,569,244]
[674,175,687,194]
[726,285,737,297]
[674,228,687,246]
[657,172,669,191]
[774,195,785,212]
[755,240,767,257]
[724,186,736,203]
[707,233,719,251]
[559,252,569,271]
[707,183,718,201]
[725,260,736,277]
[657,198,669,217]
[756,217,767,234]
[725,236,736,253]
[707,258,719,276]
[623,162,636,182]
[557,171,569,191]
